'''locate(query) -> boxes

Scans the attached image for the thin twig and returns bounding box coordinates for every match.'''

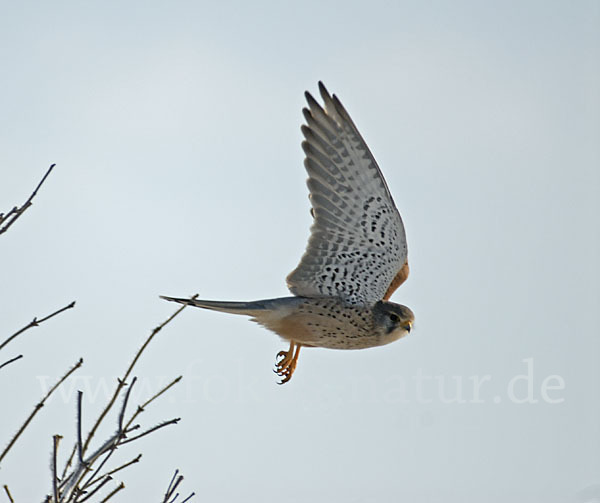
[61,371,176,495]
[60,431,122,496]
[85,454,141,490]
[77,391,84,465]
[163,470,180,502]
[52,435,62,503]
[98,482,124,503]
[0,163,56,235]
[73,378,139,497]
[77,475,112,503]
[118,377,137,432]
[3,485,15,503]
[162,470,195,503]
[0,354,23,371]
[82,297,196,455]
[0,301,76,352]
[0,358,83,465]
[120,418,180,445]
[123,376,182,431]
[140,375,182,410]
[61,444,78,482]
[74,376,140,492]
[58,302,192,501]
[76,448,117,496]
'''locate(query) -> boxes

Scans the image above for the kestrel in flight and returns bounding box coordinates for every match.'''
[162,82,414,384]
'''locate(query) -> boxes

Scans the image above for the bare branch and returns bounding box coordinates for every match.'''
[140,375,182,410]
[0,354,23,371]
[82,297,196,455]
[60,429,121,495]
[118,377,137,432]
[77,475,112,503]
[121,418,180,445]
[76,448,117,496]
[77,392,84,466]
[123,376,182,432]
[3,485,15,503]
[0,301,76,353]
[0,164,56,235]
[164,470,180,502]
[61,444,77,482]
[98,482,124,503]
[52,435,62,503]
[69,377,141,492]
[0,358,83,465]
[61,375,182,499]
[75,376,144,495]
[165,470,182,503]
[162,469,195,503]
[85,454,141,490]
[50,302,193,501]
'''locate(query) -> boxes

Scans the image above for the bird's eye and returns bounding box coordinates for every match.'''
[389,313,399,323]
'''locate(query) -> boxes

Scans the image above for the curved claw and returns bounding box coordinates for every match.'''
[273,341,302,385]
[277,372,293,385]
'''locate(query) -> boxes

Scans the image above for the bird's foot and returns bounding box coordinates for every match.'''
[274,342,301,385]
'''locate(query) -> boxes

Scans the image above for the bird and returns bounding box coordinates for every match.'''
[161,82,414,384]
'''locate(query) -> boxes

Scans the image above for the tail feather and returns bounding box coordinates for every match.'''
[160,295,270,316]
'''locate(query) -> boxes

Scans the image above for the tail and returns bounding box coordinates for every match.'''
[160,295,271,316]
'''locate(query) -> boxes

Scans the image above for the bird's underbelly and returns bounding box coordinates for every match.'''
[253,309,387,350]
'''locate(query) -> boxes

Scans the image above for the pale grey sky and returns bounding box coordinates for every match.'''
[1,1,599,502]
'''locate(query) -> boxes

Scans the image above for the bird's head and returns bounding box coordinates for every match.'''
[373,301,415,343]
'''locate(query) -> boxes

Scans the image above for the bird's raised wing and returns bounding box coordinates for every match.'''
[286,82,408,305]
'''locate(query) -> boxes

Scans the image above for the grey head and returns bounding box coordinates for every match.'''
[372,301,415,342]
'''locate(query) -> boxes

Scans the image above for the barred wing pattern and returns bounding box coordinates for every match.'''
[286,82,408,306]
